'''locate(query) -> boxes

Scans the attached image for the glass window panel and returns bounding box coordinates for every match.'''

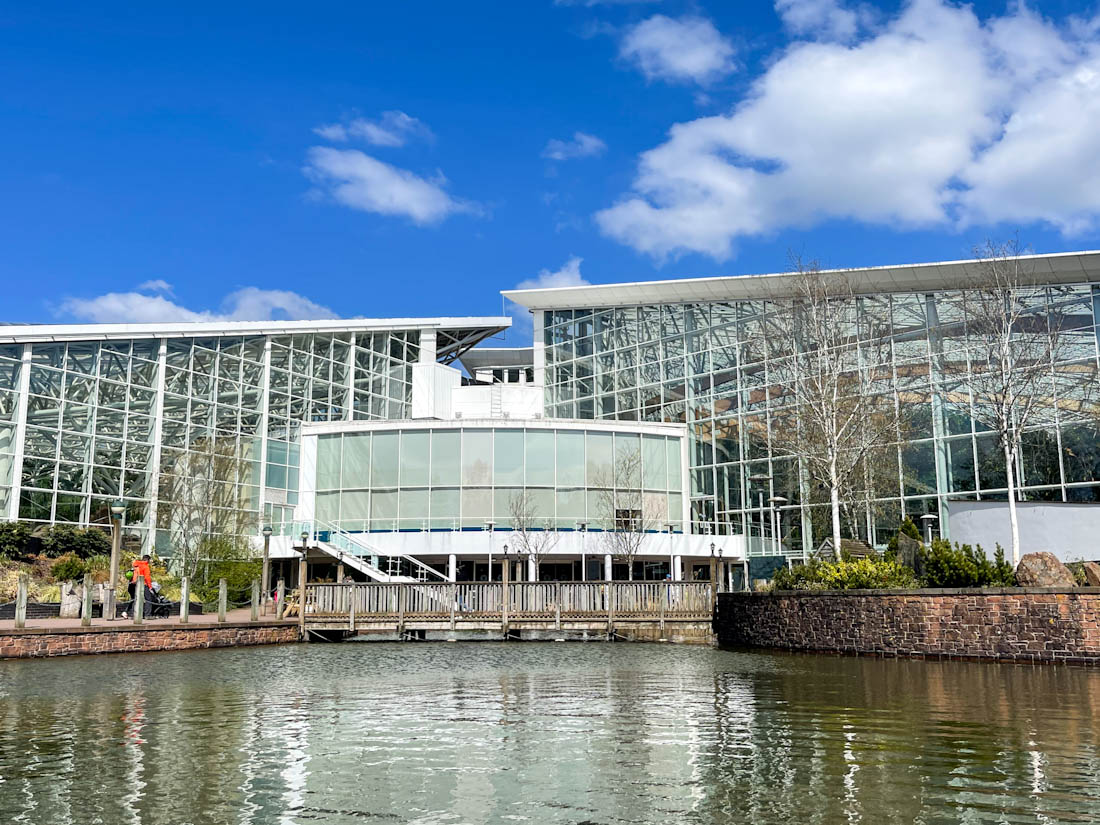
[461,430,492,486]
[642,435,667,490]
[556,488,585,528]
[556,430,585,487]
[946,436,976,493]
[586,431,613,486]
[429,488,459,529]
[341,490,370,526]
[401,430,430,487]
[371,432,399,487]
[493,430,524,485]
[524,430,555,487]
[461,488,492,526]
[493,488,522,527]
[316,435,342,490]
[399,488,428,528]
[55,493,84,523]
[266,464,287,489]
[340,433,370,488]
[666,438,682,489]
[370,490,399,529]
[316,491,340,524]
[902,441,936,497]
[614,433,641,487]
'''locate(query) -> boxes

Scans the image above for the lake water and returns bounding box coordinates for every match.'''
[2,642,1100,824]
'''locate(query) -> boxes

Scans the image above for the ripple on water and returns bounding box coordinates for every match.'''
[3,644,1100,824]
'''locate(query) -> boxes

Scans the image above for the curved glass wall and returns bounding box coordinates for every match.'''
[312,426,685,532]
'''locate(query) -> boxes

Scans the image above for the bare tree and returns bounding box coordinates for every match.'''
[766,258,906,557]
[958,239,1065,565]
[593,448,662,580]
[158,437,257,580]
[508,490,559,581]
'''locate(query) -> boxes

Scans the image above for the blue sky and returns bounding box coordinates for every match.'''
[3,0,1100,343]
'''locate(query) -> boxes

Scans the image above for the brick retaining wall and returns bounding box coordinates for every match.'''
[716,588,1100,665]
[0,621,300,659]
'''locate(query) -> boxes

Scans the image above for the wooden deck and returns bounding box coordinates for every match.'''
[301,581,715,636]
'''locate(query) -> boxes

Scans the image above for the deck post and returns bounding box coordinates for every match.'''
[501,559,510,636]
[15,573,28,629]
[554,581,561,631]
[276,578,285,619]
[217,578,227,622]
[250,579,259,622]
[180,577,190,623]
[348,585,356,633]
[607,583,614,637]
[709,560,718,615]
[81,572,93,627]
[134,584,144,625]
[659,583,666,637]
[397,584,405,638]
[450,583,456,631]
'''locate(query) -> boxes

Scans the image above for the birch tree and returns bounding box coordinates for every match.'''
[508,490,559,581]
[958,240,1063,565]
[766,258,905,556]
[593,448,662,580]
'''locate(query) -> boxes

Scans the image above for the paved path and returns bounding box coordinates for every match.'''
[0,606,290,632]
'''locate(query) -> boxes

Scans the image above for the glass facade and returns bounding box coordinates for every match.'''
[1,328,425,552]
[541,283,1100,553]
[312,426,685,532]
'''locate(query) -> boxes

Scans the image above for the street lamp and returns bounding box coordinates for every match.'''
[484,519,497,585]
[261,525,273,615]
[577,521,588,582]
[105,499,126,621]
[502,543,510,584]
[665,522,676,581]
[920,513,938,545]
[769,496,788,558]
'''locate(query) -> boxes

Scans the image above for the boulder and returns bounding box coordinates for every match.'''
[59,581,83,618]
[897,534,922,569]
[1083,561,1100,587]
[1015,552,1077,588]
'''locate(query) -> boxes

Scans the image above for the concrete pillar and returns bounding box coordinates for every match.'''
[604,553,613,581]
[448,554,457,582]
[527,557,537,582]
[673,555,683,581]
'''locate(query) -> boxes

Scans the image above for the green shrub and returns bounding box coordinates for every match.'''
[0,521,32,560]
[771,555,918,591]
[50,553,86,582]
[40,525,112,559]
[918,539,1016,588]
[1066,561,1089,587]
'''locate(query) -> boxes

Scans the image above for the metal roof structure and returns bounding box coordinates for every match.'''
[0,316,511,363]
[456,346,533,373]
[501,250,1100,311]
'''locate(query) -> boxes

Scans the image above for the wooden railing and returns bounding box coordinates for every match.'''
[302,581,714,626]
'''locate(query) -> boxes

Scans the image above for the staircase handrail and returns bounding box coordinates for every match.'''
[311,519,448,582]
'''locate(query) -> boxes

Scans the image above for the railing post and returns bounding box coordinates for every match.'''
[554,582,561,631]
[15,573,28,629]
[218,578,227,623]
[397,584,406,638]
[134,584,144,625]
[349,584,356,633]
[450,583,457,631]
[81,572,93,627]
[659,582,666,637]
[502,560,510,637]
[180,577,190,624]
[607,583,614,637]
[250,579,259,622]
[276,578,285,619]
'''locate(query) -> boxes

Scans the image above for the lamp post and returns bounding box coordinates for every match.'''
[105,499,126,621]
[577,521,588,582]
[920,513,938,545]
[261,525,273,615]
[484,520,495,582]
[748,474,771,556]
[665,522,676,581]
[502,543,510,585]
[769,496,788,558]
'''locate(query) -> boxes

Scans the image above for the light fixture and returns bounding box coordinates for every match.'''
[110,499,126,520]
[262,525,273,538]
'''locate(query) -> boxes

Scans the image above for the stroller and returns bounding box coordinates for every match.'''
[122,582,172,619]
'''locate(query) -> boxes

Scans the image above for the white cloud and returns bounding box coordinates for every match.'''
[135,279,174,295]
[58,287,335,324]
[775,0,860,42]
[313,111,432,148]
[516,256,590,291]
[542,132,608,161]
[619,15,735,85]
[304,147,478,225]
[597,0,1100,261]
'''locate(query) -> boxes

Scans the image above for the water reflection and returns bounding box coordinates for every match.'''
[2,644,1100,824]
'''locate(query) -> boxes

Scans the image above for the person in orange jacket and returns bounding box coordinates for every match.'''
[122,555,153,619]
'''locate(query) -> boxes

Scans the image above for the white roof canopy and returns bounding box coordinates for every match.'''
[501,251,1100,311]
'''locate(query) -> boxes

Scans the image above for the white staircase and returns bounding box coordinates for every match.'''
[305,521,448,583]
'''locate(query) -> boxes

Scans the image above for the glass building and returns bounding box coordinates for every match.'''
[505,251,1100,557]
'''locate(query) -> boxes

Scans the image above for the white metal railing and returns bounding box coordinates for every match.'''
[304,520,448,582]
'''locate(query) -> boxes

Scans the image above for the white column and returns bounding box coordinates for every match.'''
[603,553,613,581]
[527,556,536,581]
[673,555,683,581]
[448,553,457,582]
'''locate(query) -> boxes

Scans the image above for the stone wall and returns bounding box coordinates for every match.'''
[0,621,300,660]
[717,589,1100,665]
